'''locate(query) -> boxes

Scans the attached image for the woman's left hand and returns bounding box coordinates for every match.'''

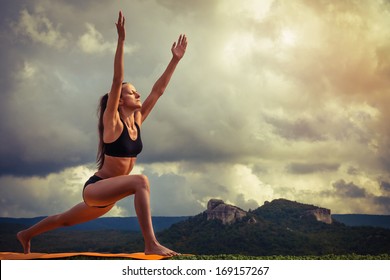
[116,11,125,41]
[171,34,187,60]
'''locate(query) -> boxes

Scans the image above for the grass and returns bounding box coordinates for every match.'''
[171,253,390,260]
[57,253,390,260]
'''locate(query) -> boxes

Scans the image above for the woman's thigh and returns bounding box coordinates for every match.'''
[57,202,115,227]
[83,174,149,207]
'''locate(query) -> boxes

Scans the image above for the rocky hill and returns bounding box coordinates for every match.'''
[206,199,247,225]
[157,198,390,256]
[206,198,332,225]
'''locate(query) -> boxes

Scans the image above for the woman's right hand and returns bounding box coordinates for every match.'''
[115,11,125,41]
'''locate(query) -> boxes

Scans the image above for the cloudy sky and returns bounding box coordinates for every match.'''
[1,0,390,218]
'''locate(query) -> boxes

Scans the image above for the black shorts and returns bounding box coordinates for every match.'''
[83,175,111,208]
[83,175,103,190]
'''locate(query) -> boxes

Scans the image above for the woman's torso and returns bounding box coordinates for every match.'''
[95,156,137,178]
[95,116,143,179]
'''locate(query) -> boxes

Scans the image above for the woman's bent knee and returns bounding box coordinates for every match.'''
[83,175,150,206]
[136,174,150,192]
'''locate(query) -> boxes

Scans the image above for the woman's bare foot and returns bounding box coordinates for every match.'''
[144,240,179,256]
[17,230,31,254]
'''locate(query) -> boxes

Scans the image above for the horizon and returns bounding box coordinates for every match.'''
[2,213,390,218]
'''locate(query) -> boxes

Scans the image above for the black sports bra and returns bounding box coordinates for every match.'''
[104,119,143,158]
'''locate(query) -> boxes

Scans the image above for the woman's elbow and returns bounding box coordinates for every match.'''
[152,85,165,97]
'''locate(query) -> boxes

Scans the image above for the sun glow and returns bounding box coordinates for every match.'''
[222,33,255,66]
[280,29,297,46]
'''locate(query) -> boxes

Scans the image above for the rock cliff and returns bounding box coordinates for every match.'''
[206,199,247,225]
[303,208,332,224]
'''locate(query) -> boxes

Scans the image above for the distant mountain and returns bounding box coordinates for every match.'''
[0,216,189,232]
[332,214,390,229]
[156,199,390,256]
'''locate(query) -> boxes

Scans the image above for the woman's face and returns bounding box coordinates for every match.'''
[120,83,142,109]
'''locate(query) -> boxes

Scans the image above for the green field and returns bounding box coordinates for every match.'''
[57,253,389,260]
[171,253,390,260]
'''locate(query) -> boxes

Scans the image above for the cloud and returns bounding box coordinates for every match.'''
[264,116,327,142]
[287,162,340,174]
[1,0,390,217]
[332,180,367,198]
[0,57,98,176]
[144,168,205,216]
[78,23,113,54]
[0,164,152,218]
[379,181,390,192]
[78,23,138,55]
[0,165,94,217]
[12,8,69,49]
[373,196,390,213]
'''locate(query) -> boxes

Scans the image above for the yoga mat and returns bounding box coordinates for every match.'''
[0,251,170,260]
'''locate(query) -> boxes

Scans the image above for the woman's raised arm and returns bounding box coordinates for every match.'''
[140,34,188,123]
[104,11,126,123]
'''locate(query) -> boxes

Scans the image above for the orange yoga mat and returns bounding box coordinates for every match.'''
[0,251,170,260]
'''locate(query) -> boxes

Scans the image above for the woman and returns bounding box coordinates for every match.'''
[17,11,187,256]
